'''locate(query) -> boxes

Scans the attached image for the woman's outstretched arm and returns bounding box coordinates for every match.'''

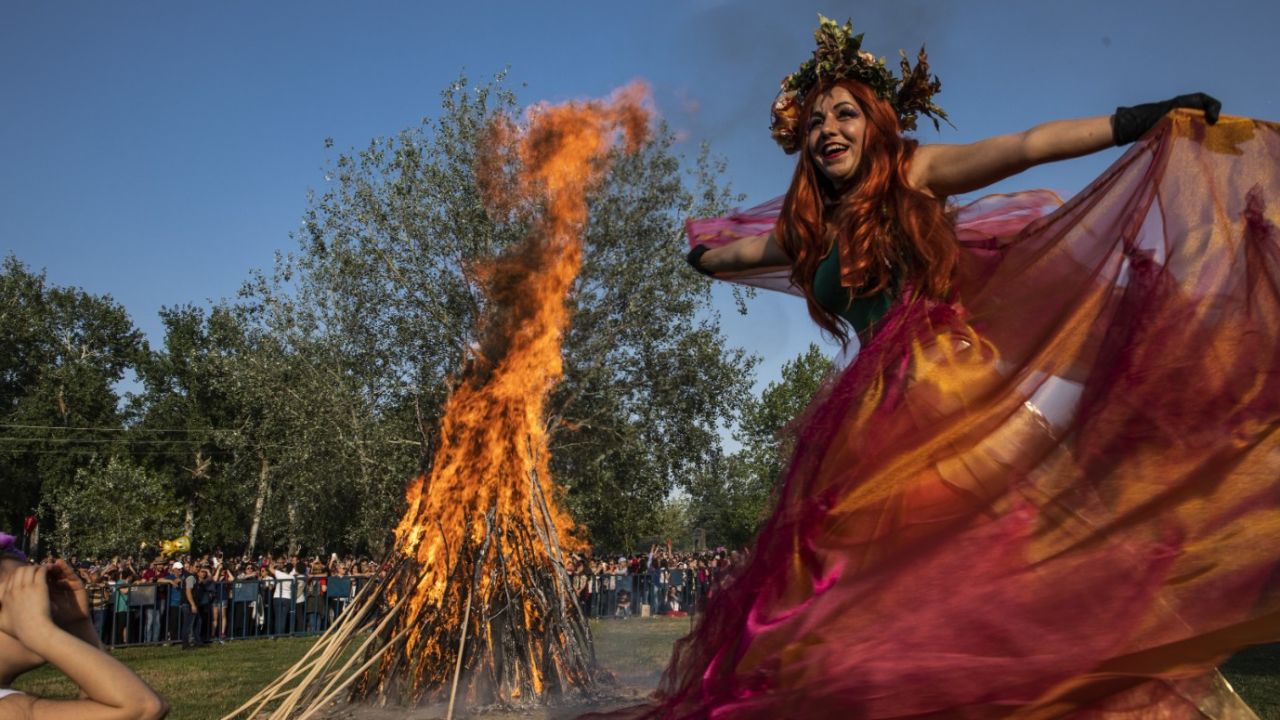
[910,93,1220,197]
[689,231,791,276]
[910,116,1113,197]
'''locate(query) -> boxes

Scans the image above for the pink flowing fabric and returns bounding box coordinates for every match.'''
[586,111,1280,719]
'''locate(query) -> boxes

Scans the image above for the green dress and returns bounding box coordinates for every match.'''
[811,244,893,337]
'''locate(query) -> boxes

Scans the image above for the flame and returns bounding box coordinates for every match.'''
[362,82,651,705]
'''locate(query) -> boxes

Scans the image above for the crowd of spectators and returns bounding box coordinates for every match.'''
[44,551,382,648]
[565,546,743,619]
[25,544,741,648]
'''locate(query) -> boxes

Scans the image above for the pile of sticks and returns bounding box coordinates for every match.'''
[222,465,599,720]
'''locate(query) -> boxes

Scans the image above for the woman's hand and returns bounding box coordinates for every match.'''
[45,558,103,649]
[0,563,56,646]
[686,232,790,276]
[1112,92,1221,145]
[686,245,716,276]
[46,559,92,628]
[1,564,170,719]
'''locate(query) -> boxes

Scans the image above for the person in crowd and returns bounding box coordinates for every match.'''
[134,559,162,645]
[85,566,109,644]
[228,561,254,639]
[107,567,132,645]
[645,552,662,616]
[322,560,340,626]
[209,562,232,644]
[271,561,296,637]
[175,562,202,650]
[615,589,632,619]
[0,534,168,719]
[193,566,215,645]
[161,561,184,644]
[255,564,274,637]
[664,586,686,617]
[304,560,327,633]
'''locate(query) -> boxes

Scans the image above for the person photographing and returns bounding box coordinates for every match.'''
[0,534,168,720]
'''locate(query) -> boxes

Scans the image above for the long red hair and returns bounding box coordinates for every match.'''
[775,78,957,344]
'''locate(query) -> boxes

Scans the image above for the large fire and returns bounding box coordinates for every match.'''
[369,82,650,705]
[226,85,651,720]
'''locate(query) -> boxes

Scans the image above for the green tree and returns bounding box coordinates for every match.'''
[131,298,412,557]
[650,496,694,551]
[131,304,249,549]
[244,74,756,552]
[216,305,416,556]
[0,256,145,542]
[41,456,181,558]
[689,344,833,548]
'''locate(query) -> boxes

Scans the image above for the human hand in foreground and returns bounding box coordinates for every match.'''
[46,560,91,627]
[0,563,169,719]
[0,563,55,648]
[1112,92,1221,145]
[45,558,101,649]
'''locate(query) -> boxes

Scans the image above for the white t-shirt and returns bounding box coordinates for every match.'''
[272,569,296,600]
[0,689,25,700]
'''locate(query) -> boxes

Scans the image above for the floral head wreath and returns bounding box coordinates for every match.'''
[0,532,27,562]
[770,15,950,154]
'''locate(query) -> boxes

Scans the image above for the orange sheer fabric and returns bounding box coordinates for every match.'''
[590,112,1280,719]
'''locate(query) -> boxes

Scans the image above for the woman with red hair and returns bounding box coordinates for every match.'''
[605,15,1280,720]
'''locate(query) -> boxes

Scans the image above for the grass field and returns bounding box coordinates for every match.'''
[13,620,1279,719]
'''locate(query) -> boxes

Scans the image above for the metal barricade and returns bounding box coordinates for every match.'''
[570,573,707,620]
[95,571,702,646]
[96,575,373,647]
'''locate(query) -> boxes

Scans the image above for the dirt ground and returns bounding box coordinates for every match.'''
[319,619,1280,719]
[322,617,691,719]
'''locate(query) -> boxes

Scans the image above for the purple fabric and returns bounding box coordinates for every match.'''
[0,532,28,562]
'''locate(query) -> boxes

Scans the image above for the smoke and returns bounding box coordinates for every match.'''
[669,2,955,144]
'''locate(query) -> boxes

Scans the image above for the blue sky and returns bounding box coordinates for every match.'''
[3,0,1277,396]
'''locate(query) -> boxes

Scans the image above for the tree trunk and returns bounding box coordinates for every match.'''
[183,499,195,541]
[184,449,210,544]
[247,451,270,557]
[287,500,300,558]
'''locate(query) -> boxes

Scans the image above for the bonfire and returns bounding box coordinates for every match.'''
[224,85,650,720]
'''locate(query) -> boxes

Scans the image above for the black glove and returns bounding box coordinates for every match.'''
[686,244,715,277]
[1112,92,1221,146]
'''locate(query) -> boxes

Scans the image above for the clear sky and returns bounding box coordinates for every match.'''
[3,0,1277,396]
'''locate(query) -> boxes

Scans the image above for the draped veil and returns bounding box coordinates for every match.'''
[590,111,1280,719]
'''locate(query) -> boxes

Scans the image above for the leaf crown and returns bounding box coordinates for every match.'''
[770,15,950,154]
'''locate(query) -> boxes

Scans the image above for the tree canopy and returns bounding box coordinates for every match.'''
[687,343,833,548]
[3,75,766,556]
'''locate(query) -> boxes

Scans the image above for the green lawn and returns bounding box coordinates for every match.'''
[1223,644,1280,718]
[13,637,323,720]
[13,623,1278,719]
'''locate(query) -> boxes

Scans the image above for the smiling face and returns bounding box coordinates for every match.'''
[806,85,867,191]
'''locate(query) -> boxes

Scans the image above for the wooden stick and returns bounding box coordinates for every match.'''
[270,591,411,720]
[447,510,495,719]
[342,560,441,704]
[293,623,417,720]
[445,585,474,720]
[222,566,403,720]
